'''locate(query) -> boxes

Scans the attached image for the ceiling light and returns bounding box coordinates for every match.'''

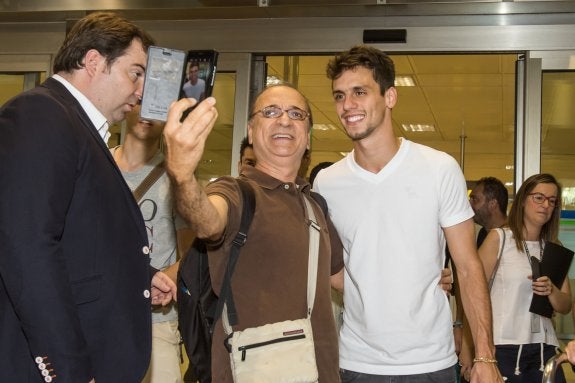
[339,152,349,157]
[402,123,435,132]
[505,165,514,170]
[266,75,282,86]
[313,124,337,131]
[395,76,415,87]
[505,182,513,187]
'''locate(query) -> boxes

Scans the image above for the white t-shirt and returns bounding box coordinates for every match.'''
[314,139,473,375]
[182,78,206,101]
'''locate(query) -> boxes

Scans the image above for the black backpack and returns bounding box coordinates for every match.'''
[177,178,256,383]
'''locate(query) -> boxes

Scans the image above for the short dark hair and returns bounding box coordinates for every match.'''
[326,45,395,96]
[53,12,155,73]
[476,177,508,216]
[240,136,252,158]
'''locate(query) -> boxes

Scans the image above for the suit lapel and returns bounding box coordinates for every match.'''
[44,78,148,242]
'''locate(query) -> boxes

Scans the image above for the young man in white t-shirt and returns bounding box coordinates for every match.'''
[314,45,503,383]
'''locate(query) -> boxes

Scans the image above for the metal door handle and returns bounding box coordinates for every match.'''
[541,353,568,383]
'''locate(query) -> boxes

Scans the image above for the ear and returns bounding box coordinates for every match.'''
[488,199,498,211]
[385,86,398,109]
[83,49,103,77]
[247,123,253,145]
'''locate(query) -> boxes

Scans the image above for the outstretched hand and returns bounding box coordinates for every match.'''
[163,97,218,185]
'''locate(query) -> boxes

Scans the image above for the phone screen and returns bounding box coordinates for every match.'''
[180,50,218,120]
[182,50,218,100]
[140,46,187,122]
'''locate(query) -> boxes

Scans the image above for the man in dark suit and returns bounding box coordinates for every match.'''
[0,12,176,383]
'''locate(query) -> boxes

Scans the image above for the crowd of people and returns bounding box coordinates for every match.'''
[1,10,573,383]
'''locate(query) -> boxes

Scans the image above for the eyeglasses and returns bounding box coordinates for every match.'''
[528,192,558,208]
[250,105,309,121]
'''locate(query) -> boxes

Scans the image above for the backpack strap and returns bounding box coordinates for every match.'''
[132,161,166,203]
[212,178,256,329]
[310,191,328,218]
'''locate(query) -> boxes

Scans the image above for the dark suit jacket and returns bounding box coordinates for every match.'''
[0,78,153,382]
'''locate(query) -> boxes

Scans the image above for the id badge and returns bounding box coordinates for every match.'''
[531,313,541,333]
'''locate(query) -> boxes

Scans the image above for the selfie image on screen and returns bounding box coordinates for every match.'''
[182,60,208,102]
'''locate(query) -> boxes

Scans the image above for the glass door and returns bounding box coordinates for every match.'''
[195,53,251,182]
[531,50,575,339]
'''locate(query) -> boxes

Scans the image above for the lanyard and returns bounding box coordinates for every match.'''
[522,238,544,264]
[523,238,545,334]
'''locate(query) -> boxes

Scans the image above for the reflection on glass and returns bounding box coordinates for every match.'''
[195,72,236,184]
[0,72,46,106]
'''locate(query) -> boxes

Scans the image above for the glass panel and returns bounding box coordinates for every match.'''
[266,53,517,194]
[0,72,46,106]
[541,71,575,338]
[195,71,236,183]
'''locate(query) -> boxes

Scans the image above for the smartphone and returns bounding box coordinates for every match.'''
[140,46,187,121]
[180,50,218,120]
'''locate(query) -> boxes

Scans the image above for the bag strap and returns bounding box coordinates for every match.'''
[303,195,321,317]
[132,161,166,203]
[488,228,506,291]
[310,191,328,218]
[214,178,256,329]
[222,192,321,335]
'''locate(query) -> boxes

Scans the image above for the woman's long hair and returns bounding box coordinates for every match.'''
[508,173,562,251]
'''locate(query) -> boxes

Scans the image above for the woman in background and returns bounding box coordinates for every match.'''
[475,173,571,382]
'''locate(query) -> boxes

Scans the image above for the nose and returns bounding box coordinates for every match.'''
[277,110,292,125]
[135,78,145,100]
[342,94,356,111]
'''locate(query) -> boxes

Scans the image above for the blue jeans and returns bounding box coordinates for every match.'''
[340,365,456,383]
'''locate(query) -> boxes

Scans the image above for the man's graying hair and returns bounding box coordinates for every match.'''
[249,83,314,127]
[326,45,395,96]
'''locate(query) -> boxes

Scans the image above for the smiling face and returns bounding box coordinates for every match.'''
[188,64,199,85]
[89,39,147,124]
[247,86,311,173]
[331,66,396,142]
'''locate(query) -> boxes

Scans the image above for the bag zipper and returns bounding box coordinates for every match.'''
[238,334,306,361]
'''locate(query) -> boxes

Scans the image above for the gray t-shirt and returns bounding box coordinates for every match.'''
[112,147,183,323]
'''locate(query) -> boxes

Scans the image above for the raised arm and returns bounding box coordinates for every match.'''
[163,97,227,241]
[445,219,503,383]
